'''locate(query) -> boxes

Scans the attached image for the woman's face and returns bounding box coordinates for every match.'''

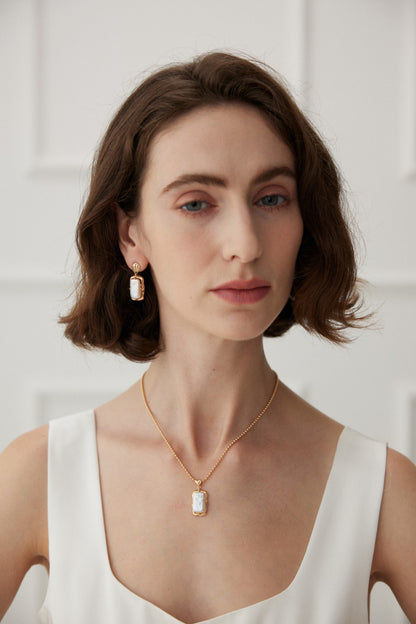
[123,103,303,344]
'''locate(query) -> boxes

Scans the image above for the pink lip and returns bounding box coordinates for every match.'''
[211,278,271,304]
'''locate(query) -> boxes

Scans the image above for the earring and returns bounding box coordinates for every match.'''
[130,262,145,301]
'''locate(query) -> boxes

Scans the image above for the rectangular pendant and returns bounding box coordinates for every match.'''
[192,489,208,516]
[130,275,144,301]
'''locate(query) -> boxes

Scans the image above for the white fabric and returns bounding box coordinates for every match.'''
[39,411,386,624]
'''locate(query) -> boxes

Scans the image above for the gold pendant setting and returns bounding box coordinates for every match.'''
[192,480,208,516]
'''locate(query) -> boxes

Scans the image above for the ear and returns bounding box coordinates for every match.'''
[116,205,148,271]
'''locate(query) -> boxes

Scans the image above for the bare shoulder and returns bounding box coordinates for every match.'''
[0,425,49,618]
[276,382,344,444]
[0,424,49,489]
[0,425,49,550]
[372,447,416,622]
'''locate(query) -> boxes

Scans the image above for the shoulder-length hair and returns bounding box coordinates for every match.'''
[61,51,365,361]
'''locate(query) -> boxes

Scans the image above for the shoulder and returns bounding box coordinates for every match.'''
[372,447,416,621]
[0,425,49,494]
[1,424,49,477]
[0,425,49,551]
[0,426,49,617]
[376,447,416,552]
[384,446,416,499]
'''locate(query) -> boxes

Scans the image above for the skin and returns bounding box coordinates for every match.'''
[0,104,416,623]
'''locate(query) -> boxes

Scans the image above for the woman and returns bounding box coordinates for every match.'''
[0,52,415,624]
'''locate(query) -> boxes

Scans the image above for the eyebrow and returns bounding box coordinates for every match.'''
[161,166,296,195]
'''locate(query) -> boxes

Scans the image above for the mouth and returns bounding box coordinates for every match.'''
[211,279,271,304]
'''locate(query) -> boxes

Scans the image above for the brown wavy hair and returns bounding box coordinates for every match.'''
[61,51,366,361]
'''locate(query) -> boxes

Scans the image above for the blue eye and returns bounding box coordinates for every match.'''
[179,199,210,213]
[257,194,287,208]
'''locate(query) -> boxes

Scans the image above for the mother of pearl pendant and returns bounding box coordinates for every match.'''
[192,481,208,516]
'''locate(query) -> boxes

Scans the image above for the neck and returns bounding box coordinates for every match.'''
[142,335,276,462]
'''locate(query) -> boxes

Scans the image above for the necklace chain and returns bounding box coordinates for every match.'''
[140,371,279,488]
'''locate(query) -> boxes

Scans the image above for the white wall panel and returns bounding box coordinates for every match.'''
[307,0,416,276]
[28,380,132,425]
[400,0,416,179]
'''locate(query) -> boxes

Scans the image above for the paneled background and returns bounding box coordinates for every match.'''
[1,0,415,622]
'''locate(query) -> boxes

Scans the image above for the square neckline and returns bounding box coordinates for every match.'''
[91,410,347,623]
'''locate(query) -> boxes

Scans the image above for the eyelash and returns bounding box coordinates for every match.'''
[177,193,289,216]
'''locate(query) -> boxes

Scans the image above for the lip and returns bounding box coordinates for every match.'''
[213,278,271,290]
[211,278,271,304]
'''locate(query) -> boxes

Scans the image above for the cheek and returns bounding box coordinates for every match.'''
[149,231,208,288]
[272,218,303,265]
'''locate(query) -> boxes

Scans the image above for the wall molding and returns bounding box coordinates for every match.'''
[363,271,416,293]
[30,0,98,174]
[26,378,139,426]
[0,268,70,288]
[29,0,310,175]
[400,0,416,180]
[296,0,311,106]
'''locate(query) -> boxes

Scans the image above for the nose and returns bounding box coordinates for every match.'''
[221,204,263,263]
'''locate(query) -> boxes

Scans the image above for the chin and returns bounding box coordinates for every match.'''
[209,304,285,342]
[209,319,272,343]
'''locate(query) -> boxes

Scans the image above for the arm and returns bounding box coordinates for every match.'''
[372,447,416,623]
[0,426,49,620]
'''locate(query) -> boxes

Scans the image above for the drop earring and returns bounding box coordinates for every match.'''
[130,262,145,301]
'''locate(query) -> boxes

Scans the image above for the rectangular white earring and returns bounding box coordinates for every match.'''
[130,263,145,301]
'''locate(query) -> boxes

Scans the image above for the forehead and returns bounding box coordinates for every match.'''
[143,103,294,189]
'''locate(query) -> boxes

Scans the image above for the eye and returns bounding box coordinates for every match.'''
[256,193,288,208]
[178,199,211,213]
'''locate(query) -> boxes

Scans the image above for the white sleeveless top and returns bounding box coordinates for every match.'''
[39,411,386,624]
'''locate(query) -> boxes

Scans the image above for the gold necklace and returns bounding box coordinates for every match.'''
[140,371,279,516]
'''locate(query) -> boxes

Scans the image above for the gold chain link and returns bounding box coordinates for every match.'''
[140,372,279,487]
